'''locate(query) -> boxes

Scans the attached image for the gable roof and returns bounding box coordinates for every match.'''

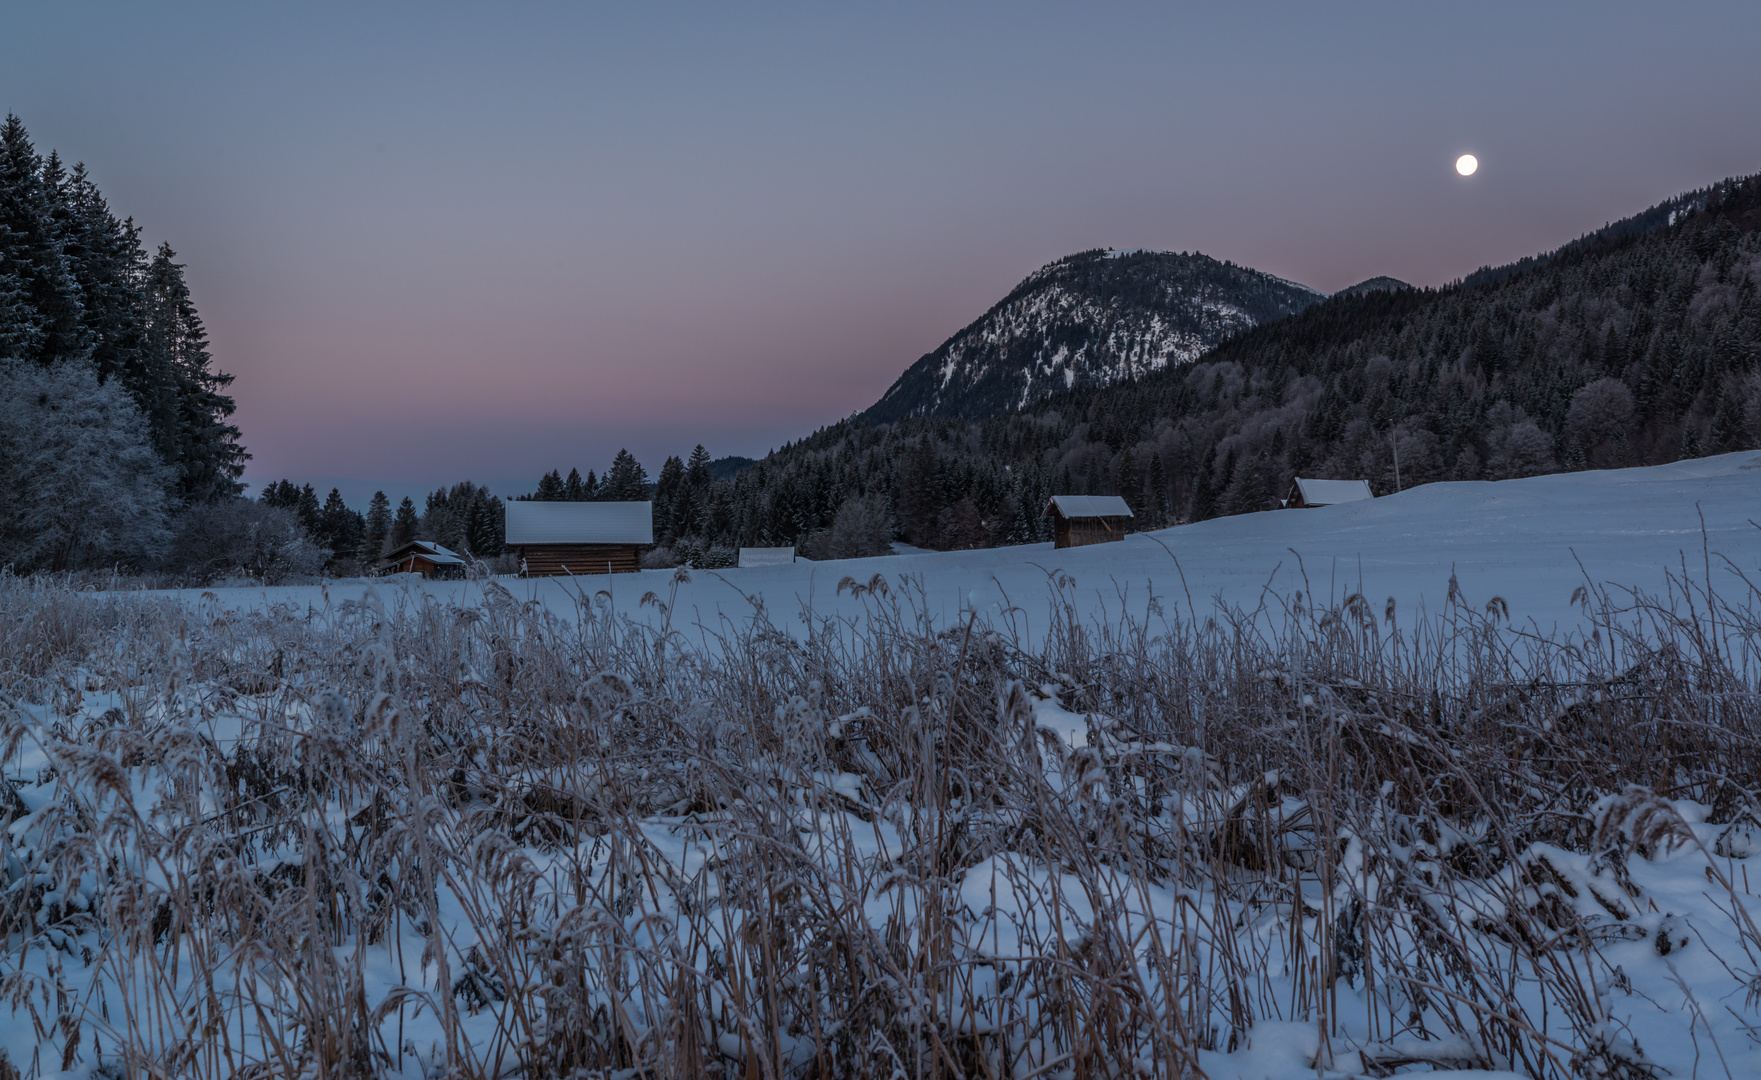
[504,501,654,545]
[1289,478,1374,506]
[1044,494,1134,519]
[738,547,796,568]
[381,540,466,566]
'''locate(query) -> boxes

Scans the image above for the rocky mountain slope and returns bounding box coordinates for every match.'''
[863,248,1322,421]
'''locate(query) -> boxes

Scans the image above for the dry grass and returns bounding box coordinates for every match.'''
[0,558,1757,1079]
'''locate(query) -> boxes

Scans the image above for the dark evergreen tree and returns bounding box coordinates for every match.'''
[1708,388,1749,453]
[0,117,88,368]
[464,490,505,556]
[318,488,360,562]
[296,484,322,535]
[601,449,648,501]
[563,468,587,501]
[363,491,392,558]
[535,470,565,501]
[685,444,712,487]
[141,244,246,500]
[390,497,419,548]
[654,454,686,543]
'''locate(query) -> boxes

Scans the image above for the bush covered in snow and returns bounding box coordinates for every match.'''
[163,497,331,584]
[0,361,174,573]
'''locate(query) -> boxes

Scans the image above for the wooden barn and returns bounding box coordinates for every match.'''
[1284,477,1374,508]
[504,501,653,576]
[377,540,467,579]
[1044,495,1134,549]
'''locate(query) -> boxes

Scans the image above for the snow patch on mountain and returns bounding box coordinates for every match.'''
[865,248,1323,422]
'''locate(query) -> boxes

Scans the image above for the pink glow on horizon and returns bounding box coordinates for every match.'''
[4,3,1756,501]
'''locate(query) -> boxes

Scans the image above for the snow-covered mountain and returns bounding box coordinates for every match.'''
[863,248,1323,422]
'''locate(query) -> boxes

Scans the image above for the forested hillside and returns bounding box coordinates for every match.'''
[659,174,1761,557]
[0,115,247,572]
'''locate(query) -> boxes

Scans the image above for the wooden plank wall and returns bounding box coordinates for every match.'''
[1053,517,1129,549]
[515,544,642,576]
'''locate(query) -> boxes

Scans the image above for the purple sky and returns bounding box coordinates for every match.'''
[5,2,1759,506]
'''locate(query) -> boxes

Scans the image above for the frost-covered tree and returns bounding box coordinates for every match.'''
[804,494,894,560]
[1565,378,1636,469]
[166,499,327,584]
[0,361,173,571]
[1483,404,1556,480]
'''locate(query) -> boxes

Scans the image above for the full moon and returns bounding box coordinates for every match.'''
[1456,154,1479,177]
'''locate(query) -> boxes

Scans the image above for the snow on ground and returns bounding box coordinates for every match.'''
[151,450,1761,645]
[11,451,1757,1078]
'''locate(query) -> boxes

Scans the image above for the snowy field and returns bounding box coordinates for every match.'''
[155,450,1761,644]
[1,453,1759,1079]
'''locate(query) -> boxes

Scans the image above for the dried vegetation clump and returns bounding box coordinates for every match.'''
[0,562,1758,1079]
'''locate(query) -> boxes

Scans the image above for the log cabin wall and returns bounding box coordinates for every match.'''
[514,543,642,576]
[1052,516,1129,549]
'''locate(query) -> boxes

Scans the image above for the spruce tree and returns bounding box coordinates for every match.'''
[535,470,565,501]
[1116,451,1141,513]
[141,243,246,500]
[685,444,713,487]
[363,491,392,558]
[601,450,648,501]
[464,490,505,557]
[319,488,358,561]
[654,455,685,542]
[296,484,322,535]
[1145,452,1167,527]
[564,468,586,501]
[1708,390,1749,454]
[390,497,419,548]
[0,117,89,368]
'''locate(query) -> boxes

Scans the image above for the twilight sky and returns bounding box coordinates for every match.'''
[4,2,1759,505]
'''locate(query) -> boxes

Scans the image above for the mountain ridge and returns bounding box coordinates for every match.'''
[862,248,1323,422]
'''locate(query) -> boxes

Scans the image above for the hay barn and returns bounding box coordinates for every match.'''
[505,501,653,576]
[1044,495,1134,549]
[738,547,797,568]
[1284,477,1374,508]
[377,540,466,579]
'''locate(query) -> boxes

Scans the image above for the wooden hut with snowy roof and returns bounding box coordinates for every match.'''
[504,501,653,576]
[1044,495,1134,549]
[1283,477,1374,509]
[377,540,467,579]
[738,547,797,568]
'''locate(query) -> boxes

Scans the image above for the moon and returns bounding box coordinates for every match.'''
[1455,154,1479,177]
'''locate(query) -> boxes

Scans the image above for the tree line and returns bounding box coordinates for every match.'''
[1,115,250,573]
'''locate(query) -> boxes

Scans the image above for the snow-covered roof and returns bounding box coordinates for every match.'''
[738,547,796,568]
[505,501,654,545]
[1044,495,1134,519]
[382,540,466,566]
[1290,478,1373,506]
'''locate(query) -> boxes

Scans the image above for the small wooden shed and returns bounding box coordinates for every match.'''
[378,540,467,578]
[1044,495,1134,549]
[738,547,797,568]
[1284,477,1374,508]
[505,501,653,576]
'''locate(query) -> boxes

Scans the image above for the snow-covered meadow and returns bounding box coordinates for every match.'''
[2,453,1760,1079]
